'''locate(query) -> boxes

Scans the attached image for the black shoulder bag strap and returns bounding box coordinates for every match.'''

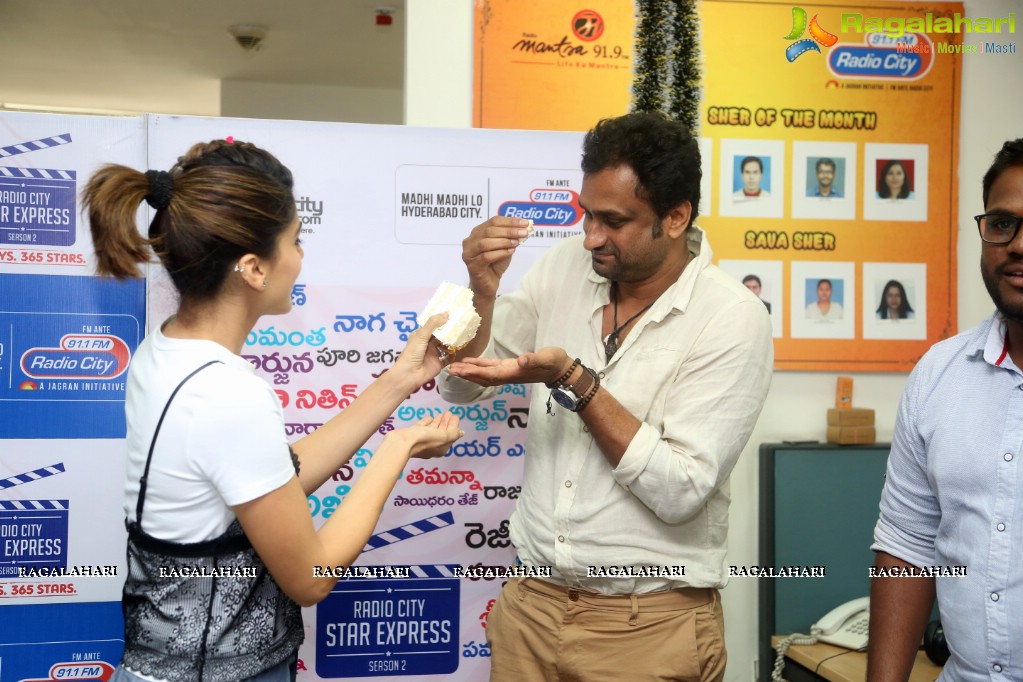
[135,360,222,527]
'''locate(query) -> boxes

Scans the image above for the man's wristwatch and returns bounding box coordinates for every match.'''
[546,358,600,413]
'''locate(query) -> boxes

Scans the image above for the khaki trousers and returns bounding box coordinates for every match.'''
[485,577,726,681]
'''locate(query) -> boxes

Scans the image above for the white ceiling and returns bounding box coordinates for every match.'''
[0,0,406,115]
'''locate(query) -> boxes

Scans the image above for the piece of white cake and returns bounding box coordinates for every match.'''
[420,282,482,351]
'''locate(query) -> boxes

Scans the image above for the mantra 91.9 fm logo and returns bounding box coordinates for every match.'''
[571,9,604,41]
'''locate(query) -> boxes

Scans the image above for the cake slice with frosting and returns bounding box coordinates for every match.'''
[420,282,482,353]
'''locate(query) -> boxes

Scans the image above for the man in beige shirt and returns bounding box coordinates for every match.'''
[440,112,773,681]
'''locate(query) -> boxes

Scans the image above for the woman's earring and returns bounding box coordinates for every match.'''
[233,263,245,273]
[262,279,268,291]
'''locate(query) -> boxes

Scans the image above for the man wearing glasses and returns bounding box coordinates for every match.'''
[810,157,842,198]
[438,112,773,681]
[869,137,1023,681]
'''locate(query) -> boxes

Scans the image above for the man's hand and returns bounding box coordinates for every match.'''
[448,347,573,387]
[462,216,532,298]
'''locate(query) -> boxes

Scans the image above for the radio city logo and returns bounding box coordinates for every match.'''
[20,333,130,381]
[783,7,838,62]
[498,188,582,227]
[782,7,942,78]
[825,32,935,79]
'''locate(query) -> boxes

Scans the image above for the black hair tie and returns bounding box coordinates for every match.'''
[144,170,174,210]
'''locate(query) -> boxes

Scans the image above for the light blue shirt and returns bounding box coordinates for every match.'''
[873,312,1023,680]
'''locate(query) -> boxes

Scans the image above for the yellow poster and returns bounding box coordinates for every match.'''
[699,0,968,370]
[473,1,635,131]
[471,0,992,371]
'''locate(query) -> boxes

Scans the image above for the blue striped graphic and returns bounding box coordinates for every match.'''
[0,463,66,490]
[0,133,72,158]
[362,511,455,552]
[408,563,459,578]
[0,166,75,179]
[0,499,69,510]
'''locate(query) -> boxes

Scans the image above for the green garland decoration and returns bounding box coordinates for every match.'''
[670,0,701,132]
[631,0,702,133]
[632,0,669,115]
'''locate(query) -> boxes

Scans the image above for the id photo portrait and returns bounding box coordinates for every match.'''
[791,141,856,221]
[733,155,771,200]
[864,143,928,222]
[808,157,843,198]
[805,278,844,321]
[862,262,927,340]
[718,138,784,218]
[876,279,914,320]
[790,261,855,340]
[876,159,915,200]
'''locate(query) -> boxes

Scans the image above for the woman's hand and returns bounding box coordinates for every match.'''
[393,312,450,386]
[405,412,464,459]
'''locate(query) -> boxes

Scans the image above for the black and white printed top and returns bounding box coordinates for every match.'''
[120,361,303,682]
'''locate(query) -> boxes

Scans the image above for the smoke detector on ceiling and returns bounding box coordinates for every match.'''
[228,24,267,52]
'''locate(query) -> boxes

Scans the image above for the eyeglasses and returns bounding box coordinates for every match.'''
[976,213,1023,244]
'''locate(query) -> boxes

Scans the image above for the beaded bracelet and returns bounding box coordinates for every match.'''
[545,358,581,389]
[575,367,601,412]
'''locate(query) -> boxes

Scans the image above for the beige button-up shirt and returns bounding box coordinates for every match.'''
[439,228,773,593]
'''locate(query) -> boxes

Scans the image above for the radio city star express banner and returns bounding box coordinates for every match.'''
[471,0,1001,370]
[0,113,145,681]
[1,110,591,681]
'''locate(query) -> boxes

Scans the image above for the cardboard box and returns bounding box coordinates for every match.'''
[827,407,875,427]
[827,425,877,445]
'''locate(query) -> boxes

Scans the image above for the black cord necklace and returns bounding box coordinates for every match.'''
[604,283,655,363]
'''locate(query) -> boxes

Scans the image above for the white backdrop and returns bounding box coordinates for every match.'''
[1,110,587,681]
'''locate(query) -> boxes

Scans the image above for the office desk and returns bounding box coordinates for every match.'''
[771,637,943,682]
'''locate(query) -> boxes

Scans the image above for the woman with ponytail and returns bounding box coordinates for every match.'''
[84,139,462,682]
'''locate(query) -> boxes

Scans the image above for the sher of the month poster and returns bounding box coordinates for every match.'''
[698,0,964,370]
